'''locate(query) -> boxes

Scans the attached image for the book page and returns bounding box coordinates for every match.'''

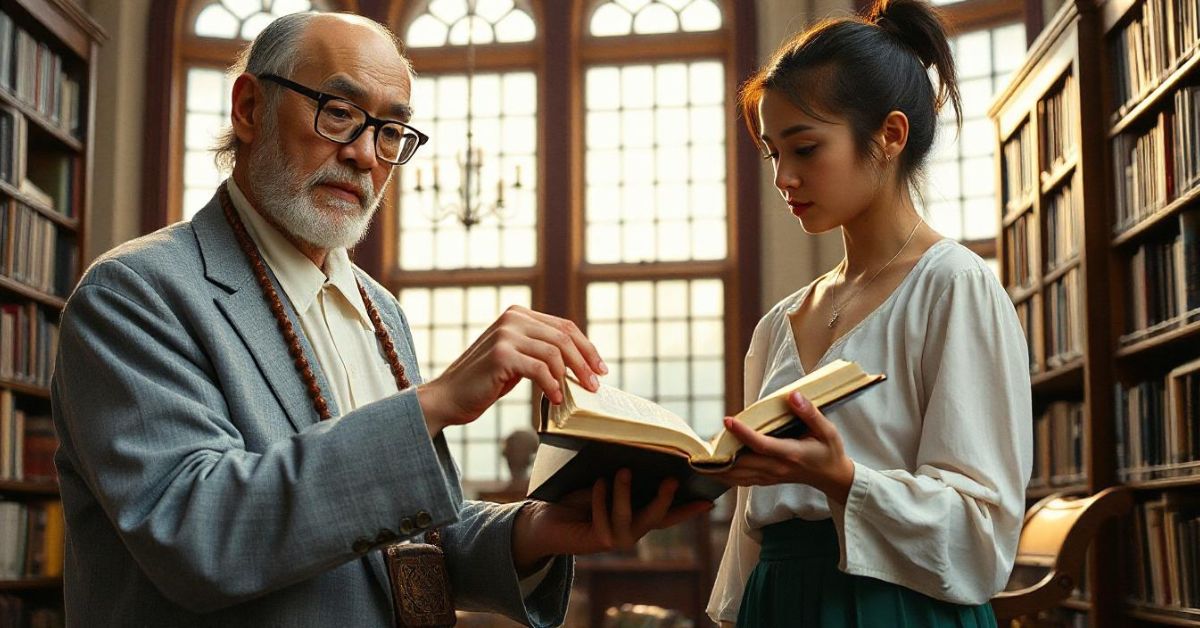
[567,380,699,439]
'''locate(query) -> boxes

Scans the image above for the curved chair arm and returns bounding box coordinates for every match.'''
[991,486,1134,623]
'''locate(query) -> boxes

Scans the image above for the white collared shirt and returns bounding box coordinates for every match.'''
[227,179,398,416]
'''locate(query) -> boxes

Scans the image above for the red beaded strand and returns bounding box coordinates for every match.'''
[219,184,410,421]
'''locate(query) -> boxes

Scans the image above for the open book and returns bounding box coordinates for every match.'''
[527,359,886,507]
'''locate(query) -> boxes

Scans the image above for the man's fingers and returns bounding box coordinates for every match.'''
[611,469,634,545]
[591,479,613,549]
[632,477,678,534]
[519,319,598,392]
[502,349,562,404]
[658,501,714,529]
[521,308,607,384]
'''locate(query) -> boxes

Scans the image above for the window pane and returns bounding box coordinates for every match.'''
[585,61,727,263]
[399,285,534,483]
[679,0,722,32]
[633,3,679,34]
[192,0,319,40]
[591,0,721,37]
[408,0,536,47]
[181,67,235,221]
[587,279,726,438]
[920,23,1025,249]
[396,71,538,270]
[195,5,239,38]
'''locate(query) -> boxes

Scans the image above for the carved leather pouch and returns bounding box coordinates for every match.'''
[385,530,456,627]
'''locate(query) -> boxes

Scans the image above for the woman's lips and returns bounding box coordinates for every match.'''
[789,201,813,217]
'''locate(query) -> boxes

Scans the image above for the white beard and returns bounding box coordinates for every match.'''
[246,127,391,251]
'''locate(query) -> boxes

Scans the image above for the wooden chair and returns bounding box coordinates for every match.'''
[992,486,1134,625]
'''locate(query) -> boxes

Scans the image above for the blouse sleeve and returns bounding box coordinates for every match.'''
[706,313,773,623]
[829,267,1033,605]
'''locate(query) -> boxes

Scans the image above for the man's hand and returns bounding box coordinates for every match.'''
[416,306,607,436]
[510,469,713,575]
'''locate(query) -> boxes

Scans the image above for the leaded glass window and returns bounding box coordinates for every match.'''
[922,22,1025,245]
[589,0,722,36]
[182,0,335,221]
[405,0,536,47]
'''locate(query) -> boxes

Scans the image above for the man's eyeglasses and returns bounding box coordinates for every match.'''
[258,74,429,166]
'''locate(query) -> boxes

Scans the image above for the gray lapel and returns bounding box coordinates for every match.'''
[191,193,340,433]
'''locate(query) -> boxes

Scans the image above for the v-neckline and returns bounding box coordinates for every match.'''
[786,238,952,376]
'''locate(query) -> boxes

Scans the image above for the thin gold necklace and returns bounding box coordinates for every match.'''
[827,219,923,328]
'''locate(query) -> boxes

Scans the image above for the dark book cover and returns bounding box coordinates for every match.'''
[528,379,882,509]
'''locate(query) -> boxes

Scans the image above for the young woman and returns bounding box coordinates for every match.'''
[706,0,1032,625]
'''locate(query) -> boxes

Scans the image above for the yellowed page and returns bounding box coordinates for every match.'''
[706,360,884,461]
[550,378,712,457]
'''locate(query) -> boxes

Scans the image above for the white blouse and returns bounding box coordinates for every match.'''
[707,239,1033,623]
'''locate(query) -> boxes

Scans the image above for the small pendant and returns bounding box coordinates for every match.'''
[827,311,839,328]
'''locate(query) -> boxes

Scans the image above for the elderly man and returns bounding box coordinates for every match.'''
[50,12,709,627]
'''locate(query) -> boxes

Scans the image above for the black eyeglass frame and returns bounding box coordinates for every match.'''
[258,73,429,165]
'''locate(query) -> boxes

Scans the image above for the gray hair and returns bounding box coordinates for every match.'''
[212,12,411,172]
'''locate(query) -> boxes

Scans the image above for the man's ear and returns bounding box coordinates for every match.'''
[230,73,262,146]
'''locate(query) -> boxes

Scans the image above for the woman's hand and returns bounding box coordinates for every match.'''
[713,391,856,504]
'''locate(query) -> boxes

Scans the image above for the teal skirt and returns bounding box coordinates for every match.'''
[736,519,996,627]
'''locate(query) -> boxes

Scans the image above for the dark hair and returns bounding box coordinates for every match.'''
[740,0,962,187]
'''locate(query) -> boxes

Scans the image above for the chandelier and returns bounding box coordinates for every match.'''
[410,2,522,229]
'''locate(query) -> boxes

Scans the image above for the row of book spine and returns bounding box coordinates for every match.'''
[0,391,54,482]
[0,500,62,580]
[1113,111,1172,231]
[1109,0,1200,114]
[0,595,61,628]
[0,12,80,137]
[0,200,75,297]
[1030,401,1086,488]
[0,105,74,218]
[0,303,57,389]
[1045,267,1082,367]
[1014,299,1037,373]
[1002,121,1037,209]
[1043,183,1079,270]
[1117,361,1200,479]
[1122,209,1200,343]
[1126,495,1200,611]
[1113,87,1200,233]
[1004,212,1034,290]
[1176,85,1200,199]
[1040,76,1076,172]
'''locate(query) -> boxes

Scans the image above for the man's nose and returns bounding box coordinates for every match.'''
[339,126,380,171]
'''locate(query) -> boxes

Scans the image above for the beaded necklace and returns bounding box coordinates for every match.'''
[218,183,411,421]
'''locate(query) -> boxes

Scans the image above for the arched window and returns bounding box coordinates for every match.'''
[142,0,757,488]
[391,0,541,483]
[579,0,732,441]
[385,0,757,486]
[172,0,356,223]
[911,0,1028,265]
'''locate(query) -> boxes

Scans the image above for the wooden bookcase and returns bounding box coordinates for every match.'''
[993,0,1200,625]
[0,0,101,625]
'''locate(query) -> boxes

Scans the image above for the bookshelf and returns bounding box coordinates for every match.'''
[993,0,1200,624]
[0,0,101,626]
[990,0,1117,625]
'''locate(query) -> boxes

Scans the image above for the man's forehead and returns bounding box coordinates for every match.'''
[292,18,413,118]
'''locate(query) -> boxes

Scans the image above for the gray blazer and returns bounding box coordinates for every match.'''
[50,193,571,627]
